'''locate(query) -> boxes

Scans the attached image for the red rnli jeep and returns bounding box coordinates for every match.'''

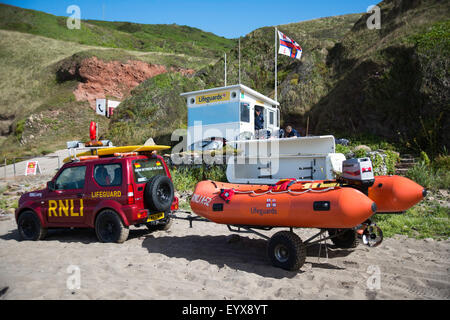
[15,153,178,243]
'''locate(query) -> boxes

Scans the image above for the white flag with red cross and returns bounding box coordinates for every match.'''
[278,30,302,60]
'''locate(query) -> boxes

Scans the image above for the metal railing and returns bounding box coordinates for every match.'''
[1,155,62,179]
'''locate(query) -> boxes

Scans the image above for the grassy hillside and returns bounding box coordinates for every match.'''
[1,0,449,161]
[107,0,449,160]
[105,13,362,146]
[107,72,206,146]
[0,3,235,158]
[200,13,362,116]
[0,3,236,58]
[0,28,216,159]
[308,0,450,158]
[192,0,449,157]
[0,30,107,157]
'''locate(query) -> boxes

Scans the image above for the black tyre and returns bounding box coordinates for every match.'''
[267,231,306,271]
[146,215,173,232]
[144,175,174,212]
[95,210,129,243]
[17,211,47,241]
[327,228,358,248]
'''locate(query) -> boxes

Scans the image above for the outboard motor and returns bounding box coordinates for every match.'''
[339,157,375,195]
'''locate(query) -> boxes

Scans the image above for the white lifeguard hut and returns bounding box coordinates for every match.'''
[180,84,345,184]
[180,84,280,151]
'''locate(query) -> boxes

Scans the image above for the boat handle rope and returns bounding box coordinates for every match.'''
[227,186,338,196]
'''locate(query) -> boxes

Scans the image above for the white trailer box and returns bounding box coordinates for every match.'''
[180,84,280,151]
[226,135,346,184]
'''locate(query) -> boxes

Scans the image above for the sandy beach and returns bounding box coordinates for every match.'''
[0,208,449,300]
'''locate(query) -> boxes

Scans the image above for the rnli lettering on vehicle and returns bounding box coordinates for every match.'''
[196,91,230,105]
[48,199,83,217]
[91,191,122,198]
[191,194,212,207]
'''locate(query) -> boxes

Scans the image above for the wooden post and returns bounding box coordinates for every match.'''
[306,116,309,136]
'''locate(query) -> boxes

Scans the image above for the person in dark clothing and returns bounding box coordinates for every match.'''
[254,109,264,131]
[285,125,300,137]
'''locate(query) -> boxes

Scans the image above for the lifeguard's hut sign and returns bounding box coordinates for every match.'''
[196,91,230,105]
[25,161,41,176]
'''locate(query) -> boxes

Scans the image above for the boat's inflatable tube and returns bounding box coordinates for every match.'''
[368,175,426,213]
[190,181,376,229]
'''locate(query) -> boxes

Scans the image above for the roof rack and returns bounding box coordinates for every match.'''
[66,140,114,162]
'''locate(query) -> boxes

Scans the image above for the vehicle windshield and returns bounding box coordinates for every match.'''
[132,158,166,184]
[189,139,223,151]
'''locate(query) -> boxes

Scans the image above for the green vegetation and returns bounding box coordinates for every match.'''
[405,160,450,191]
[335,141,400,175]
[0,4,236,58]
[107,72,205,146]
[171,165,227,192]
[374,199,449,240]
[408,20,450,56]
[374,154,450,240]
[0,12,220,159]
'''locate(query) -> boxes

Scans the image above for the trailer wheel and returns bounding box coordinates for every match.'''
[267,231,306,271]
[18,211,47,241]
[327,228,358,248]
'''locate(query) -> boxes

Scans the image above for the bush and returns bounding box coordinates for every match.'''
[420,151,431,166]
[335,144,351,156]
[354,148,367,159]
[350,148,399,176]
[373,199,450,239]
[171,165,227,192]
[406,161,450,191]
[432,155,450,171]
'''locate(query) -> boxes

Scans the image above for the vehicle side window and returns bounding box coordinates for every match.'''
[94,164,122,187]
[269,111,274,125]
[55,166,86,190]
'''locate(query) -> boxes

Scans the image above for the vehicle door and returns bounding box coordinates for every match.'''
[45,165,87,225]
[85,162,125,213]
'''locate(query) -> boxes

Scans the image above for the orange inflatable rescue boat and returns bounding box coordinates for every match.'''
[187,157,426,271]
[191,180,377,229]
[190,174,425,229]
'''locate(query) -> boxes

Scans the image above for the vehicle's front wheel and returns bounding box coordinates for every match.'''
[95,210,129,243]
[267,231,306,271]
[17,211,47,241]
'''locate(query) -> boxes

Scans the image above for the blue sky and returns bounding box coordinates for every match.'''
[2,0,379,38]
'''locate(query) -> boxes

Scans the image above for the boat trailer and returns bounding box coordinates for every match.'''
[169,210,383,271]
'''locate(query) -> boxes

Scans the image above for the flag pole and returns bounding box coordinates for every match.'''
[275,27,278,102]
[238,37,241,84]
[224,52,227,86]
